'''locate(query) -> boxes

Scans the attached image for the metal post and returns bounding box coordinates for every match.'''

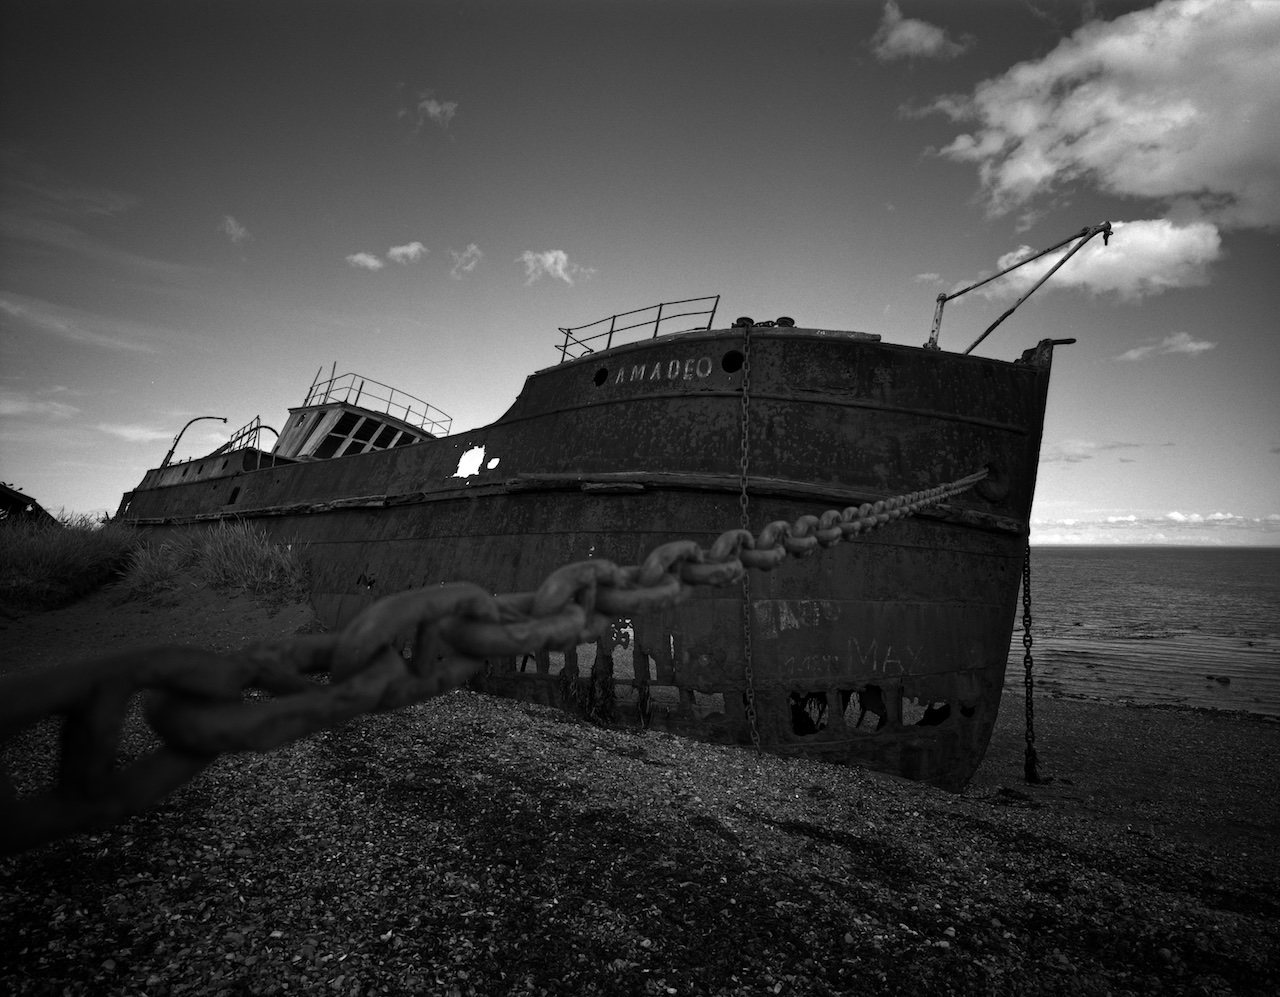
[160,415,227,468]
[925,222,1111,351]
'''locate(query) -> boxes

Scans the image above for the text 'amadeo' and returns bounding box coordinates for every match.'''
[613,357,714,385]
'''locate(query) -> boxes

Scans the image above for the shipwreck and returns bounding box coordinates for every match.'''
[117,225,1111,790]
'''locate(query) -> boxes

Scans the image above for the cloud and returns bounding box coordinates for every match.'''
[345,252,384,271]
[387,241,427,264]
[913,272,941,284]
[978,219,1221,301]
[1040,439,1142,464]
[1,150,136,216]
[0,389,79,419]
[1031,512,1280,545]
[94,423,172,443]
[400,89,458,131]
[519,250,597,286]
[0,294,159,353]
[928,0,1280,229]
[218,216,250,244]
[1,214,207,283]
[450,244,483,279]
[1114,331,1217,361]
[872,1,972,61]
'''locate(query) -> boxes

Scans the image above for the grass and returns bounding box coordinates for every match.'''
[119,521,309,605]
[0,516,309,610]
[0,513,142,610]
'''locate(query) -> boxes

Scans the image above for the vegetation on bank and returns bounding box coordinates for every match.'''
[0,513,140,610]
[120,522,309,604]
[0,517,308,610]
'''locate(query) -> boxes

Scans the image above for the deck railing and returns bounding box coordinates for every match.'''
[213,416,277,454]
[557,295,720,363]
[304,371,452,436]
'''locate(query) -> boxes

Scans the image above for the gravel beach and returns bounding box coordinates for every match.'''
[2,582,1278,996]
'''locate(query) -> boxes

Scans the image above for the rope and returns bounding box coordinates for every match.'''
[1,468,989,855]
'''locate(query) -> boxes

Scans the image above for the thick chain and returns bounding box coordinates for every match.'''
[738,323,761,751]
[1,467,989,855]
[1021,543,1041,784]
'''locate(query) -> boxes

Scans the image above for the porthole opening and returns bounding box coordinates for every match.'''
[721,350,744,373]
[593,367,609,387]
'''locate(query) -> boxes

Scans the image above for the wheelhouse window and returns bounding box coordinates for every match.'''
[311,413,424,459]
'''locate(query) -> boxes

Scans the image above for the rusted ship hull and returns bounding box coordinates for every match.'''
[119,326,1058,790]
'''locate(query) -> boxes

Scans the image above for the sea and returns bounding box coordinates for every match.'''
[1004,546,1280,717]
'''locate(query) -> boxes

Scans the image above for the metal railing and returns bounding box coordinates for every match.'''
[304,369,452,436]
[210,416,278,456]
[557,295,720,363]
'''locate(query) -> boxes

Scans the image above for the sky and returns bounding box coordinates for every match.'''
[1,0,1277,545]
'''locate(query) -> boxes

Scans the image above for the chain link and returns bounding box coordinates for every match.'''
[1021,543,1041,784]
[738,323,761,751]
[2,466,990,854]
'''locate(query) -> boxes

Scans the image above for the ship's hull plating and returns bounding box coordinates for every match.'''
[119,328,1057,789]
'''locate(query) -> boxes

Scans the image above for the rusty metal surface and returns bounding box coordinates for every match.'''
[119,328,1058,789]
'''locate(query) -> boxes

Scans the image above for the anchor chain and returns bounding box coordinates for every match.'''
[738,321,761,752]
[1021,543,1041,784]
[2,467,989,854]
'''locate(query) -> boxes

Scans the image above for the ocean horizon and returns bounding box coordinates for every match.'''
[1004,544,1280,717]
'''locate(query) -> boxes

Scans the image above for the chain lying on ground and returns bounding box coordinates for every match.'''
[1,468,988,855]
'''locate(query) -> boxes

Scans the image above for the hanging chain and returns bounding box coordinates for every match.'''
[738,324,761,752]
[1021,543,1041,784]
[4,464,991,854]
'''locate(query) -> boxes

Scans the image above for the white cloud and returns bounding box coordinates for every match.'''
[95,423,172,443]
[387,241,427,264]
[519,249,597,286]
[913,272,941,283]
[401,90,458,130]
[930,0,1280,228]
[1114,330,1217,361]
[0,389,79,419]
[980,219,1221,301]
[0,294,159,353]
[1040,439,1142,464]
[345,252,384,271]
[1031,511,1280,545]
[450,243,483,279]
[218,216,249,244]
[1,151,136,216]
[872,1,971,61]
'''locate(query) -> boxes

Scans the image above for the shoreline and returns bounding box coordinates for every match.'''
[4,583,1278,861]
[3,584,1279,995]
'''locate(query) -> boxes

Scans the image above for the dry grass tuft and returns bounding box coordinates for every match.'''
[0,513,141,610]
[119,522,309,604]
